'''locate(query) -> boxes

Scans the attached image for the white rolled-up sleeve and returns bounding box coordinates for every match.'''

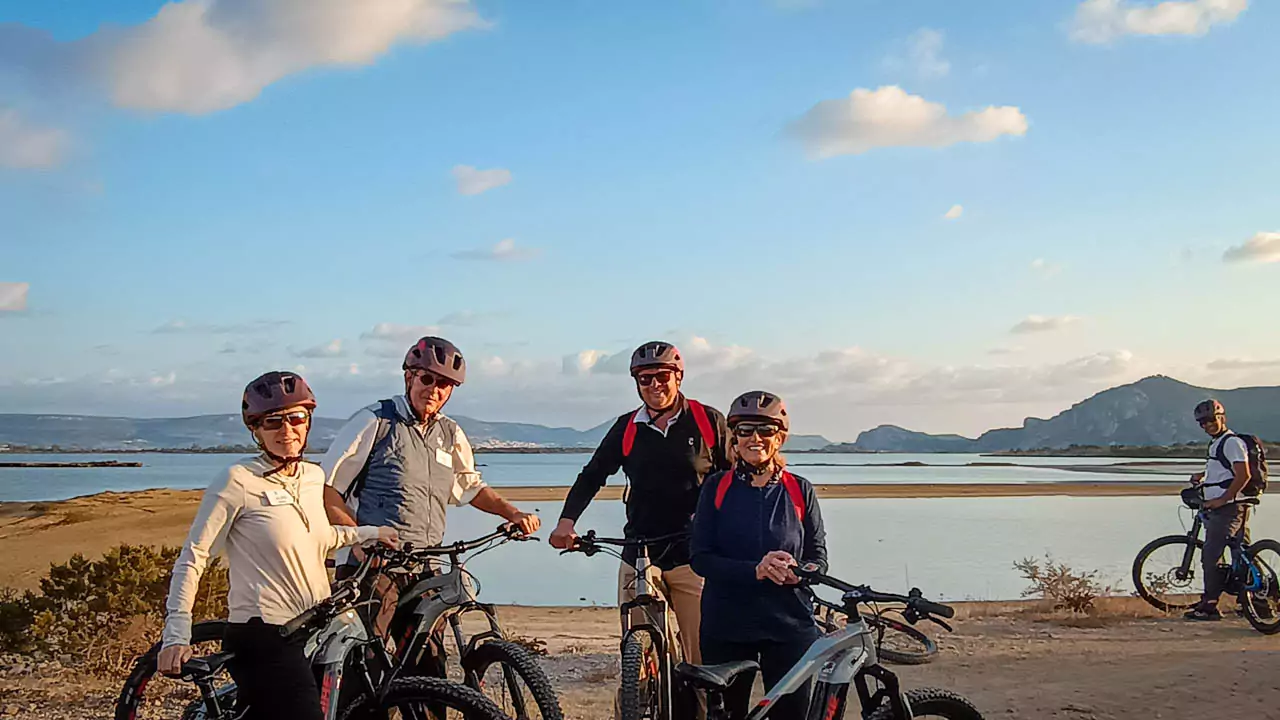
[451,426,487,506]
[322,409,380,497]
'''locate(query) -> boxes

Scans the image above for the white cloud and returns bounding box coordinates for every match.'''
[1010,315,1081,335]
[944,204,963,220]
[789,86,1028,159]
[1206,358,1280,371]
[894,28,950,79]
[0,110,69,169]
[452,238,541,262]
[987,346,1023,356]
[0,282,29,311]
[292,339,345,358]
[1223,232,1280,264]
[359,323,439,343]
[1030,258,1063,277]
[1070,0,1248,43]
[0,0,484,116]
[148,371,178,387]
[452,165,512,196]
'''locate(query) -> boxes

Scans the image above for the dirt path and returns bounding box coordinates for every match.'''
[3,605,1280,718]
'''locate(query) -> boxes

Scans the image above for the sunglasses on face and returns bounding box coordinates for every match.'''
[1198,415,1222,427]
[636,371,675,387]
[411,371,455,390]
[258,411,310,431]
[733,423,781,439]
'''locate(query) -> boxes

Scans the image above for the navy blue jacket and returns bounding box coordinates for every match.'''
[691,466,827,643]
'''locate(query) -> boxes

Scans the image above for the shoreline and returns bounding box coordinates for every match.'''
[0,482,1215,591]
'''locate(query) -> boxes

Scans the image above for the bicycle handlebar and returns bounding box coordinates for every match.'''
[797,566,955,621]
[559,529,690,556]
[279,524,530,638]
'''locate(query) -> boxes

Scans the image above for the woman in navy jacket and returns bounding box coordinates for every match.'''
[691,391,827,720]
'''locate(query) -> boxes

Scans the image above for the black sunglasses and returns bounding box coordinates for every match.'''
[258,410,310,431]
[411,370,455,389]
[733,423,781,439]
[1198,415,1222,427]
[636,370,675,387]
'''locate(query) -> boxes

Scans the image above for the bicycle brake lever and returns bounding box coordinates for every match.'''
[927,616,954,633]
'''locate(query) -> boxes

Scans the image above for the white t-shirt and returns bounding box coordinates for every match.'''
[1204,433,1249,501]
[163,457,381,647]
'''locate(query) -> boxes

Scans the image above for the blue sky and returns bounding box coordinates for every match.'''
[1,0,1277,440]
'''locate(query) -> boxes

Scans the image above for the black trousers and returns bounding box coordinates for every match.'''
[223,618,324,720]
[701,628,820,720]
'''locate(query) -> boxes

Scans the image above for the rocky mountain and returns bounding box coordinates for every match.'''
[844,376,1280,452]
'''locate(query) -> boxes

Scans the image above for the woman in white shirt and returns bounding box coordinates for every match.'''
[158,371,397,720]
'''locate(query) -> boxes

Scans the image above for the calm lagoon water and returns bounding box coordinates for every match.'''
[3,453,1233,604]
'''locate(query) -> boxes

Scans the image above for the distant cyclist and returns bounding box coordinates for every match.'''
[549,341,730,665]
[1185,398,1254,621]
[159,371,397,720]
[691,391,827,720]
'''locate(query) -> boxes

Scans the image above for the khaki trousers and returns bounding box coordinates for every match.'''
[617,562,704,665]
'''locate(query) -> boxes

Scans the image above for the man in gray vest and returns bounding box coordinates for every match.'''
[322,335,540,557]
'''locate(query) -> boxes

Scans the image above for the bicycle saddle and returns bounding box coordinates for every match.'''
[182,651,235,678]
[674,660,759,691]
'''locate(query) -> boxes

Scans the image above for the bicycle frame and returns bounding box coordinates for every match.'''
[620,548,678,720]
[735,613,897,720]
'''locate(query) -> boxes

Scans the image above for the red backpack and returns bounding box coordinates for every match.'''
[621,399,717,457]
[712,469,806,522]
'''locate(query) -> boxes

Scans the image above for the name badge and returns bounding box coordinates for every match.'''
[435,448,453,468]
[264,489,295,507]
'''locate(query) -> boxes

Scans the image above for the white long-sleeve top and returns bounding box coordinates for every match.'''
[162,456,381,648]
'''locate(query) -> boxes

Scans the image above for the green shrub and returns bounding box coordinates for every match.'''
[0,544,228,675]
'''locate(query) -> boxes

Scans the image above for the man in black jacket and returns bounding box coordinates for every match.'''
[549,341,730,664]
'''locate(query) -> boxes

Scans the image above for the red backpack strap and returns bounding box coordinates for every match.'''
[687,399,716,450]
[780,472,805,523]
[713,470,735,510]
[621,410,640,458]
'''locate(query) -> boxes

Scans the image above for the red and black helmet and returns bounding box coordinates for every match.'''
[630,341,684,376]
[727,391,789,431]
[1193,399,1225,422]
[404,336,466,385]
[241,371,317,427]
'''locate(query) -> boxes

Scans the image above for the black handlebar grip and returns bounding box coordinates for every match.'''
[912,598,955,619]
[280,606,319,637]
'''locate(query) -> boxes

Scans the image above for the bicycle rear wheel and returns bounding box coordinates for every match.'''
[869,612,937,665]
[1132,535,1204,612]
[867,687,984,720]
[115,620,233,720]
[1242,539,1280,635]
[619,633,661,720]
[339,676,509,720]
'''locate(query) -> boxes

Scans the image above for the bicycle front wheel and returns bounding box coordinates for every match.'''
[115,620,233,720]
[1243,539,1280,635]
[463,639,563,720]
[869,612,937,665]
[867,688,984,720]
[619,633,661,720]
[338,676,510,720]
[1133,535,1204,612]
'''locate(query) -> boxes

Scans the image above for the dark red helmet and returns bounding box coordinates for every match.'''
[1194,399,1225,422]
[630,341,684,376]
[403,336,466,385]
[727,391,789,431]
[242,371,317,427]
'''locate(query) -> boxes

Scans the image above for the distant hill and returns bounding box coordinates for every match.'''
[0,412,831,451]
[840,376,1280,452]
